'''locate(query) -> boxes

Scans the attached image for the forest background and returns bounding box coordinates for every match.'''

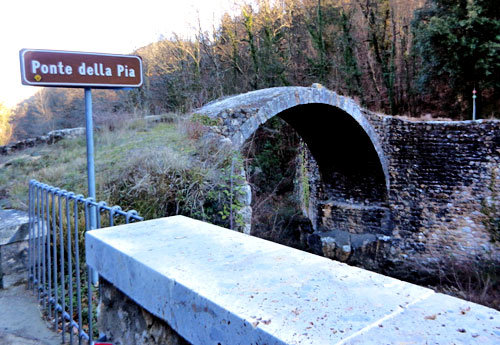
[1,0,499,145]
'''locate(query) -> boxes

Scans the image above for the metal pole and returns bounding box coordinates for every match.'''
[472,88,477,121]
[84,88,96,228]
[84,88,99,286]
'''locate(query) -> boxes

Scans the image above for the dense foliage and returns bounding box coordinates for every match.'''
[5,0,500,142]
[413,0,500,116]
[135,0,424,116]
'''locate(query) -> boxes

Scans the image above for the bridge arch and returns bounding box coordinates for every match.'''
[198,86,390,192]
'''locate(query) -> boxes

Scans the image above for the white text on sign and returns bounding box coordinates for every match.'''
[31,60,136,78]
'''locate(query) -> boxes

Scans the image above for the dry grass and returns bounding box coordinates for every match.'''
[0,114,179,209]
[0,113,245,231]
[433,259,500,310]
[102,117,240,225]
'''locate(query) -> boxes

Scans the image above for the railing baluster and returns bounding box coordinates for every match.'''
[84,200,90,232]
[74,196,83,345]
[36,185,41,297]
[59,191,66,344]
[96,201,106,229]
[51,188,59,330]
[87,265,93,344]
[43,187,48,310]
[33,185,40,298]
[66,193,74,345]
[28,182,33,289]
[46,187,53,318]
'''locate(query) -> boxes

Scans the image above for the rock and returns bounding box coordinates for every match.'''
[320,236,336,259]
[144,115,163,123]
[98,279,189,345]
[0,209,29,246]
[239,184,252,206]
[337,245,352,261]
[237,206,252,235]
[0,209,30,289]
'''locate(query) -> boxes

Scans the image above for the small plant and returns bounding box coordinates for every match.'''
[179,113,221,140]
[213,156,246,230]
[299,147,311,210]
[434,258,500,311]
[190,113,220,127]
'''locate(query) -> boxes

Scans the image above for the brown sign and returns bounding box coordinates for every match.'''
[20,49,143,88]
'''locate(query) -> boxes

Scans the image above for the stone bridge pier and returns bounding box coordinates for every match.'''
[197,85,500,278]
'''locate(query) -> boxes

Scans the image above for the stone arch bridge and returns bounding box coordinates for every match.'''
[197,85,500,277]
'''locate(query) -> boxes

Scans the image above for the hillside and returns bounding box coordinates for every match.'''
[4,0,499,144]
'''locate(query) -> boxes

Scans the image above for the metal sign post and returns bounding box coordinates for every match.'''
[84,88,97,229]
[20,49,143,286]
[84,87,98,284]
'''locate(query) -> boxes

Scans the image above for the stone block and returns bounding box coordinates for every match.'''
[0,209,29,289]
[0,210,29,246]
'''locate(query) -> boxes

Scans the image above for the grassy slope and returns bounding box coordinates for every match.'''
[1,117,208,212]
[1,115,241,230]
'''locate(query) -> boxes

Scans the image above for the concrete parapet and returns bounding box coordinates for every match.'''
[86,216,500,344]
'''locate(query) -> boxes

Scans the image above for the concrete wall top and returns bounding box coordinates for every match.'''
[86,216,500,345]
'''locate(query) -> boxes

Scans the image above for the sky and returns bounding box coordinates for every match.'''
[0,0,240,108]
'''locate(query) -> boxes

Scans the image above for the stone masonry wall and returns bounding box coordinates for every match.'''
[376,116,500,275]
[310,115,500,277]
[98,278,189,345]
[0,127,85,155]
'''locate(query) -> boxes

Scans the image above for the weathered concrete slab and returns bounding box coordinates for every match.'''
[86,216,500,345]
[344,293,500,344]
[0,209,29,246]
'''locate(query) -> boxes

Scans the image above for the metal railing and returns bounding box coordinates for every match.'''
[28,179,143,345]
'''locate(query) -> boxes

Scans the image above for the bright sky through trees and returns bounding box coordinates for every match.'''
[0,0,238,107]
